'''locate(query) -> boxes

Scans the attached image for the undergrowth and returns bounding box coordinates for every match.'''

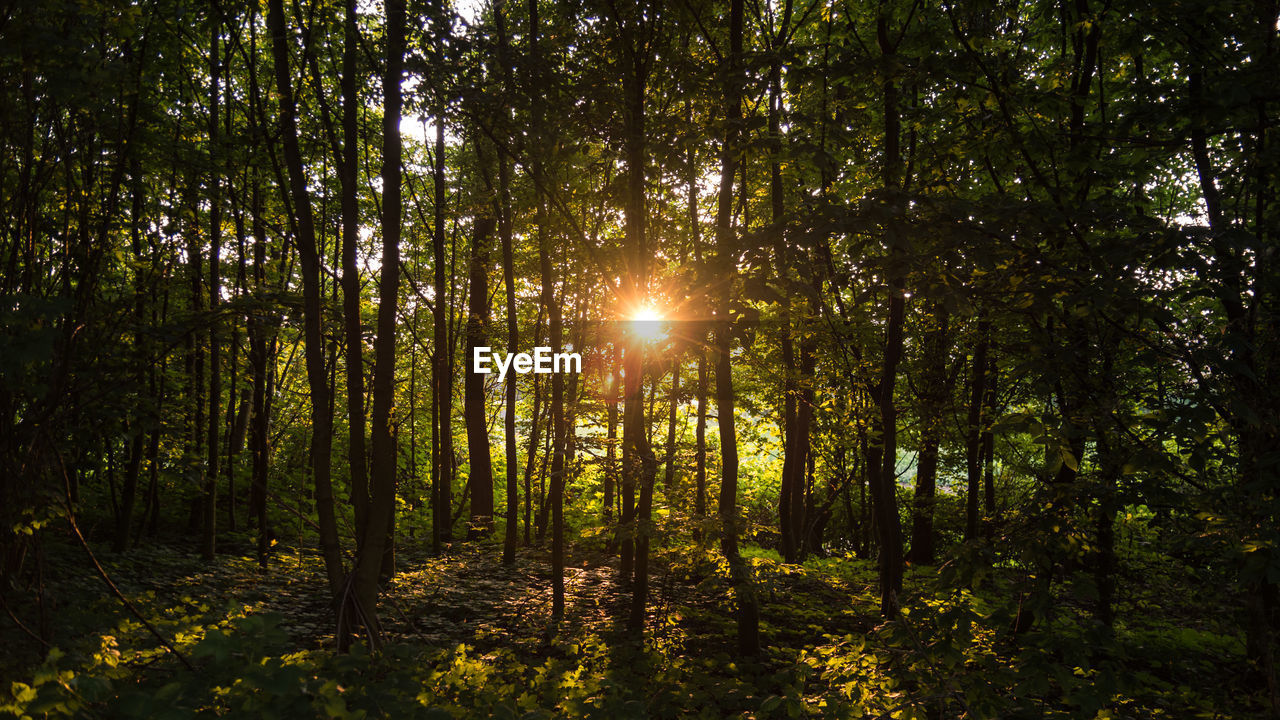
[0,536,1258,719]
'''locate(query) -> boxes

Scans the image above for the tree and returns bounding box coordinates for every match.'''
[464,137,496,538]
[2,2,1275,715]
[267,0,345,604]
[714,0,761,656]
[526,0,568,621]
[340,0,370,547]
[431,102,455,553]
[495,0,520,567]
[350,0,407,646]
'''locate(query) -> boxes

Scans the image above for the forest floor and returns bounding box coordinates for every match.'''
[0,529,1265,719]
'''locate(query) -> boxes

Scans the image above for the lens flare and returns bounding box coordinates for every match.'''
[629,306,668,343]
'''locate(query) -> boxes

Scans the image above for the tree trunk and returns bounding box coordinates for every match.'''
[432,109,454,553]
[768,0,800,564]
[340,0,370,544]
[249,184,274,568]
[795,315,817,557]
[114,160,146,554]
[982,346,997,530]
[871,13,906,615]
[225,145,248,535]
[227,389,250,529]
[522,355,543,546]
[619,17,659,634]
[663,361,680,495]
[350,0,405,648]
[185,179,205,536]
[267,0,345,604]
[715,0,760,655]
[685,111,709,544]
[604,347,619,538]
[495,0,520,567]
[694,353,708,541]
[243,7,272,566]
[910,304,949,565]
[858,424,869,559]
[1094,431,1119,629]
[202,0,222,562]
[464,139,496,538]
[965,318,989,541]
[526,0,567,621]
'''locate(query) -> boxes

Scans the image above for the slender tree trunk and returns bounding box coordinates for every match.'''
[910,305,949,565]
[685,109,709,545]
[432,111,454,552]
[627,345,658,633]
[495,0,520,567]
[858,424,870,559]
[547,287,567,620]
[409,307,419,533]
[227,389,250,518]
[244,7,272,566]
[804,447,823,553]
[716,0,760,655]
[114,160,146,553]
[624,332,658,630]
[350,0,406,648]
[871,13,906,615]
[795,318,817,557]
[872,266,906,611]
[522,344,543,546]
[620,23,659,634]
[535,392,554,539]
[140,258,169,544]
[144,405,162,540]
[768,0,799,563]
[267,0,344,602]
[619,390,635,580]
[203,0,222,562]
[562,297,586,489]
[663,361,680,495]
[1094,433,1119,629]
[464,140,496,538]
[249,186,274,568]
[498,183,519,557]
[185,170,204,537]
[547,325,567,619]
[982,349,997,528]
[966,318,990,541]
[340,0,370,543]
[603,347,619,538]
[140,250,168,544]
[226,150,247,535]
[694,353,708,540]
[527,0,567,621]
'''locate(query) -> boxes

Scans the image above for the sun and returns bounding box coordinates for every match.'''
[632,306,662,323]
[628,305,668,343]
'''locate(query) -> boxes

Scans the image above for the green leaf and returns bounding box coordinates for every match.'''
[11,682,37,704]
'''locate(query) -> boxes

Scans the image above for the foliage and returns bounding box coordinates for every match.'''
[1,0,1276,715]
[0,538,1261,718]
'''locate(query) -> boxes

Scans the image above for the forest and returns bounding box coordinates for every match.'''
[0,0,1276,716]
